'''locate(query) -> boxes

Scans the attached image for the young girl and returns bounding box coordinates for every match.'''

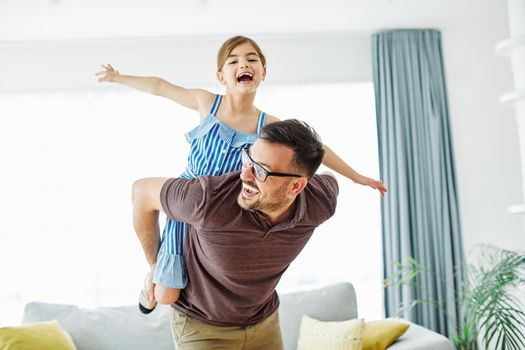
[96,35,386,313]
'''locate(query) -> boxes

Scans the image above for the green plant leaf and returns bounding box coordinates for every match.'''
[384,245,525,349]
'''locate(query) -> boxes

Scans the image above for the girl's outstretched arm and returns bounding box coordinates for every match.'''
[322,144,387,196]
[95,64,213,116]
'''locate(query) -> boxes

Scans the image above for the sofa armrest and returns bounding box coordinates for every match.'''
[387,319,454,350]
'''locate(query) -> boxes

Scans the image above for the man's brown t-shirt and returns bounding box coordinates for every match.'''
[160,171,338,326]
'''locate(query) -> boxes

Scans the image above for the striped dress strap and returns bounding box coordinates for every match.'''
[209,95,223,117]
[256,112,267,135]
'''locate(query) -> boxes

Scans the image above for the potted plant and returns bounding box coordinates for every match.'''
[385,244,525,350]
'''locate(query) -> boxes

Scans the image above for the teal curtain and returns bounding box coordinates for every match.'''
[372,29,466,337]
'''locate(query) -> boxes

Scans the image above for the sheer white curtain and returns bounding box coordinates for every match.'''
[0,83,382,325]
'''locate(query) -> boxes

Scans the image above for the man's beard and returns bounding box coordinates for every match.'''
[237,180,289,214]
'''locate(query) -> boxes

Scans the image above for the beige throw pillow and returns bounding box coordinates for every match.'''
[297,315,365,350]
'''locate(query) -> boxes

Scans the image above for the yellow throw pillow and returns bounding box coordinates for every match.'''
[0,321,77,350]
[362,320,409,350]
[297,315,365,350]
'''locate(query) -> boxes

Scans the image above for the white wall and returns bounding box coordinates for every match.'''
[0,34,371,93]
[1,0,522,255]
[441,8,524,253]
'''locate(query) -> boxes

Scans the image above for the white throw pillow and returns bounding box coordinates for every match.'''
[297,315,365,350]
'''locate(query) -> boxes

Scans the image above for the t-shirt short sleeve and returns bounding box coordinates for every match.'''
[160,177,207,228]
[316,173,339,215]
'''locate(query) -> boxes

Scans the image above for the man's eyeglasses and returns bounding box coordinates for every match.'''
[241,148,303,182]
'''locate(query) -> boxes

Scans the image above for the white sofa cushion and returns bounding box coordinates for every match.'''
[387,319,454,350]
[23,303,174,350]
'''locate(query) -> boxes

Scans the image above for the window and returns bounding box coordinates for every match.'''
[0,82,382,325]
[257,84,382,320]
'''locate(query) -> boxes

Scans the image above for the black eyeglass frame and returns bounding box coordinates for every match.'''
[241,148,303,182]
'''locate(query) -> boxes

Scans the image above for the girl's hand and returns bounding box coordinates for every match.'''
[359,175,387,196]
[95,64,119,83]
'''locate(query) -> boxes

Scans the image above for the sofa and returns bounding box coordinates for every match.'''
[22,282,454,350]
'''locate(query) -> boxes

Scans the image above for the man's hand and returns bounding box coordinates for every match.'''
[139,265,158,313]
[145,265,156,302]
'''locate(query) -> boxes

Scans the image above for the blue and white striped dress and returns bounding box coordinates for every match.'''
[153,94,267,288]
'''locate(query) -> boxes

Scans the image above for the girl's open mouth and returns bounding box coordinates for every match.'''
[237,72,253,83]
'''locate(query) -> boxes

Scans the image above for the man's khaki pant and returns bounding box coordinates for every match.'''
[170,309,284,350]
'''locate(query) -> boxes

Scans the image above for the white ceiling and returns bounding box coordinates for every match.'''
[0,0,499,42]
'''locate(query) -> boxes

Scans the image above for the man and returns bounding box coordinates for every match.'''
[132,119,338,350]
